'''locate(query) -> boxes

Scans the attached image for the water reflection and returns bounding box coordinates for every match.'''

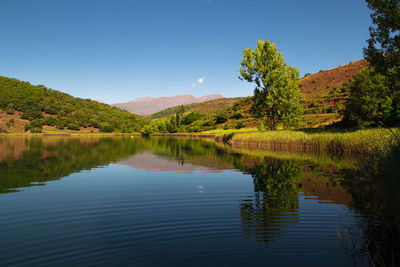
[0,136,352,200]
[238,159,302,245]
[340,149,400,266]
[0,136,398,265]
[0,136,144,193]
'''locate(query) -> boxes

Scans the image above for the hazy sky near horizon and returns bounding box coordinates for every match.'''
[1,0,372,104]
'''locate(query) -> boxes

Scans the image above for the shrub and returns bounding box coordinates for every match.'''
[67,123,80,131]
[44,116,57,126]
[231,111,244,120]
[309,100,320,108]
[258,121,266,131]
[122,128,134,133]
[99,122,114,133]
[329,103,344,114]
[188,125,201,132]
[44,105,60,115]
[201,119,214,127]
[29,119,43,128]
[21,109,43,120]
[5,104,14,115]
[24,119,43,132]
[141,124,157,136]
[6,119,15,128]
[88,119,100,128]
[182,112,203,125]
[57,119,67,129]
[215,111,229,124]
[235,121,245,129]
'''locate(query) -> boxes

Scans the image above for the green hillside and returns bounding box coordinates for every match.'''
[0,59,370,134]
[149,97,243,119]
[0,76,145,133]
[142,60,371,135]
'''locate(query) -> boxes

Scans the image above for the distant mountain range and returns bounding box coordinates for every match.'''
[112,94,224,116]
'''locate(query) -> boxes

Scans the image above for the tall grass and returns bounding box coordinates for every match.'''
[230,128,398,156]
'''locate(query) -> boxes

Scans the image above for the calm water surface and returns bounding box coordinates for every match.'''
[0,136,397,266]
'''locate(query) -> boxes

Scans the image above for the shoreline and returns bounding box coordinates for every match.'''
[149,128,398,157]
[1,127,397,157]
[228,129,396,156]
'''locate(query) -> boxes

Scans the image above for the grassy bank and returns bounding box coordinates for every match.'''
[139,127,399,157]
[2,127,397,157]
[227,128,398,156]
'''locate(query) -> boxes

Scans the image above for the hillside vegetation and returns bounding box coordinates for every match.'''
[147,60,370,133]
[0,76,145,133]
[300,59,369,100]
[149,97,243,119]
[0,60,370,134]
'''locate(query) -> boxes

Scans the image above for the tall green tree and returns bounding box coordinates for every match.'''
[344,67,392,126]
[364,0,400,124]
[175,105,185,127]
[239,38,302,130]
[364,0,400,73]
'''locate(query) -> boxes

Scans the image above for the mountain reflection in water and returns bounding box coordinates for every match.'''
[0,136,398,266]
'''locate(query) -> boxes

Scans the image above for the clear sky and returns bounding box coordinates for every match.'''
[0,0,372,104]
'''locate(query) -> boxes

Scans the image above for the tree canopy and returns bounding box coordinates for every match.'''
[239,38,302,130]
[344,67,393,126]
[364,0,400,73]
[344,0,400,126]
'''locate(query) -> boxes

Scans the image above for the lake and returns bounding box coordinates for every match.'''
[0,136,397,266]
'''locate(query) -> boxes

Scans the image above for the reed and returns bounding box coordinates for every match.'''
[229,128,398,156]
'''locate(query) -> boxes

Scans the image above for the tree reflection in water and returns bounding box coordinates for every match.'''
[1,135,398,265]
[238,158,302,246]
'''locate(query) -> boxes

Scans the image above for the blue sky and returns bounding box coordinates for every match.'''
[0,0,372,104]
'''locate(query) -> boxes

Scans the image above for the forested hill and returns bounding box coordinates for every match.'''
[149,97,243,119]
[0,76,145,133]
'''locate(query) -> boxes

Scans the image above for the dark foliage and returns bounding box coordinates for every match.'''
[344,67,398,126]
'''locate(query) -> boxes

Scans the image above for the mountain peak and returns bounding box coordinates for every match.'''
[112,94,224,116]
[129,96,154,102]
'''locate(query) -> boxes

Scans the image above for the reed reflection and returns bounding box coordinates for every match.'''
[340,140,400,266]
